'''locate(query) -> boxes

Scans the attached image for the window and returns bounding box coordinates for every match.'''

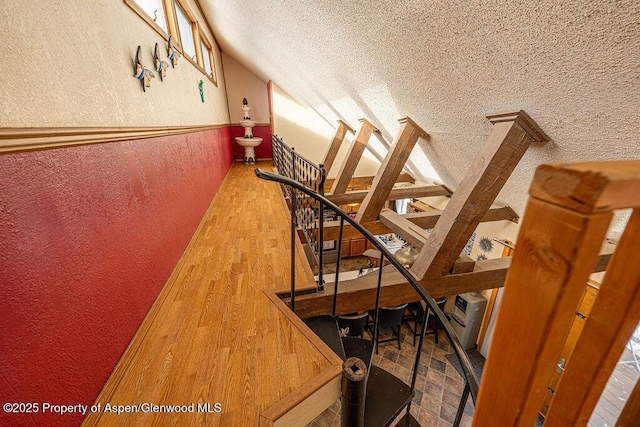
[199,31,217,85]
[125,0,168,35]
[124,0,220,83]
[175,1,197,62]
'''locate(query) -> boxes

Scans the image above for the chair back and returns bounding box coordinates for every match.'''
[376,304,407,328]
[338,312,369,337]
[431,297,447,314]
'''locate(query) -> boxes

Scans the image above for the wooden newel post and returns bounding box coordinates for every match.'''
[341,357,367,427]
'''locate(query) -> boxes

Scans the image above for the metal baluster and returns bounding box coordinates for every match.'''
[453,382,470,427]
[290,148,297,312]
[317,164,326,294]
[332,216,345,317]
[407,301,430,417]
[371,253,385,354]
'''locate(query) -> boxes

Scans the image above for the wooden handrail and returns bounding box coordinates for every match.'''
[474,160,640,426]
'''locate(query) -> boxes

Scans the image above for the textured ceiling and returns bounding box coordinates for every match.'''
[201,0,640,218]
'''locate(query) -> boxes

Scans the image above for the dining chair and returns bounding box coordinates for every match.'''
[371,304,408,353]
[406,297,448,346]
[337,312,369,338]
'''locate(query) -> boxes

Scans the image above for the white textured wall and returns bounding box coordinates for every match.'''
[0,0,229,127]
[201,0,640,225]
[222,53,269,124]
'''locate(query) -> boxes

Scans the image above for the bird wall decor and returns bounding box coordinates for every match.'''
[167,35,181,67]
[134,45,155,92]
[154,43,168,81]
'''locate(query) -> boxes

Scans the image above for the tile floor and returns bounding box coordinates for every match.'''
[307,323,475,427]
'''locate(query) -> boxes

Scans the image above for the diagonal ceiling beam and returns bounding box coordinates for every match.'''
[329,118,379,195]
[355,117,429,223]
[322,120,355,175]
[411,110,549,279]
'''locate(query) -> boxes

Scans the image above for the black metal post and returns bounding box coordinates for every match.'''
[332,217,345,317]
[453,382,470,427]
[317,164,326,294]
[406,303,430,416]
[290,148,297,312]
[371,254,385,354]
[341,357,367,427]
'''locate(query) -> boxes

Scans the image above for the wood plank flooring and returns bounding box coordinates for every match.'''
[82,161,341,426]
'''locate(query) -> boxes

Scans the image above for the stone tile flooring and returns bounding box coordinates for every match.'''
[307,323,475,427]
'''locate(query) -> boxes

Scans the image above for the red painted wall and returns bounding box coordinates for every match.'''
[0,127,233,426]
[231,125,273,160]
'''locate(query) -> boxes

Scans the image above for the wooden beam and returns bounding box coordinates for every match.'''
[321,205,518,241]
[530,160,640,213]
[411,110,549,279]
[379,208,430,250]
[290,245,614,319]
[322,120,354,175]
[355,117,429,223]
[327,184,450,206]
[544,210,640,426]
[324,173,414,193]
[473,197,612,426]
[329,119,378,194]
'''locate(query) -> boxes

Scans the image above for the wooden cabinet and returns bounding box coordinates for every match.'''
[350,238,366,257]
[341,239,351,258]
[540,281,600,417]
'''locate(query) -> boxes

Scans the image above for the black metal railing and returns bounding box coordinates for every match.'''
[254,167,480,422]
[272,134,328,296]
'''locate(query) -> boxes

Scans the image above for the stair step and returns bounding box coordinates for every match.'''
[342,336,373,370]
[395,411,421,426]
[365,366,414,427]
[303,315,346,360]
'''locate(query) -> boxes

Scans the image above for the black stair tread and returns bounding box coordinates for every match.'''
[395,412,421,426]
[364,366,414,427]
[342,336,373,369]
[303,315,346,360]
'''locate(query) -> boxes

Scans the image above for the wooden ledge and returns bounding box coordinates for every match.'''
[260,291,342,426]
[398,117,429,138]
[486,110,550,143]
[530,160,640,213]
[358,118,380,133]
[337,120,355,134]
[0,124,229,154]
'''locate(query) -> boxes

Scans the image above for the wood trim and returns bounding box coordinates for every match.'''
[260,290,342,425]
[198,25,217,85]
[193,0,223,52]
[123,0,170,40]
[0,124,229,154]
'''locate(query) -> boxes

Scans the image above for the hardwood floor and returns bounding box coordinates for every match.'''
[82,161,341,426]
